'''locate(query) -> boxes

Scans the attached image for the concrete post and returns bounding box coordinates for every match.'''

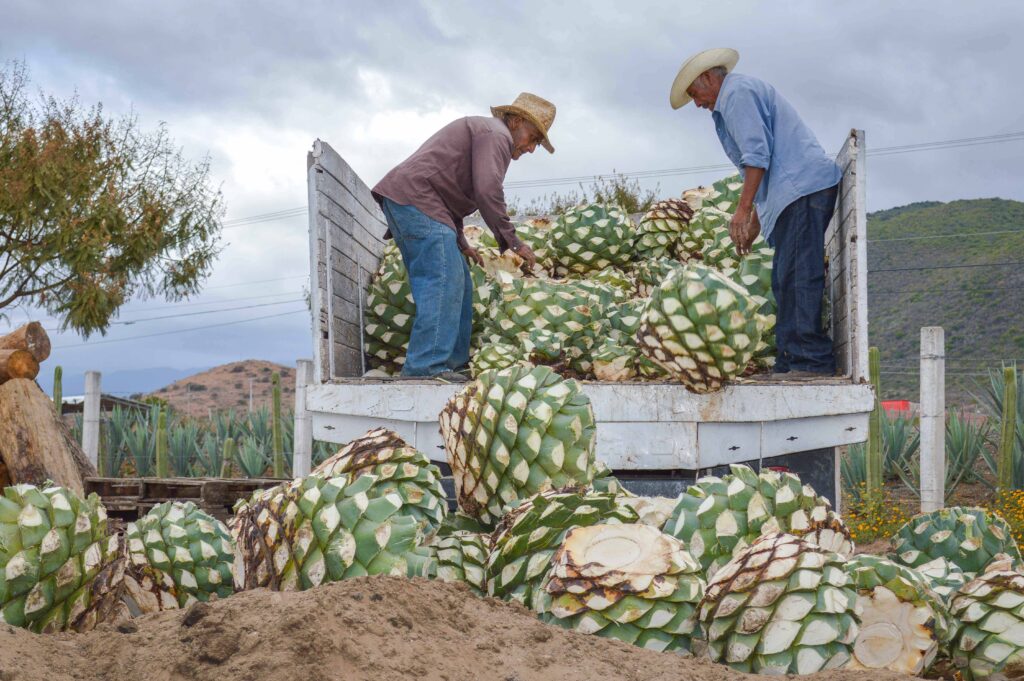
[293,359,314,477]
[83,371,101,468]
[920,327,945,512]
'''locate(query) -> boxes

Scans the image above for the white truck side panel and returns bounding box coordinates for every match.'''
[307,381,872,469]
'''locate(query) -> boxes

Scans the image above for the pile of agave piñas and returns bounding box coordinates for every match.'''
[362,174,777,393]
[7,372,1024,680]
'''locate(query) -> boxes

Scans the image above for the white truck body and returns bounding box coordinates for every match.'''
[304,130,872,501]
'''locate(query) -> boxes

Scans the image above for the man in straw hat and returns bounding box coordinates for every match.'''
[671,49,841,378]
[372,93,554,381]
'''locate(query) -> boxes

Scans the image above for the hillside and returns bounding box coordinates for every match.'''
[867,198,1024,403]
[146,359,296,418]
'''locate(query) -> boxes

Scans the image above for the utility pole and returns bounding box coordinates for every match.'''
[249,377,254,413]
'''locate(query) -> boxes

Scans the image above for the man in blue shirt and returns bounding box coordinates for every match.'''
[671,48,841,377]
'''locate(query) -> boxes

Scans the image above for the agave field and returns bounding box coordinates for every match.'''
[69,405,336,479]
[7,364,1024,680]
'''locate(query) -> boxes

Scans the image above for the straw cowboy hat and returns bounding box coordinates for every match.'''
[669,48,740,109]
[491,92,556,153]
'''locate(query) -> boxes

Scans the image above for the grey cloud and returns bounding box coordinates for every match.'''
[3,0,1024,379]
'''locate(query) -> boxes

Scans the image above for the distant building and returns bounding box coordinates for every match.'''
[60,394,153,415]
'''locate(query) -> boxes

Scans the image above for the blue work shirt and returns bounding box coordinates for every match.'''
[712,73,840,240]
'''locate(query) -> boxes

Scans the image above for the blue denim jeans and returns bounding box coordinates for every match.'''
[767,184,839,374]
[380,198,473,376]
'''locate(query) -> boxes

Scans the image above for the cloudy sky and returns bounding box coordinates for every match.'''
[2,0,1023,393]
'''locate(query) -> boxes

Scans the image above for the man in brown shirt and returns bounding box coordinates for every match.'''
[372,92,555,381]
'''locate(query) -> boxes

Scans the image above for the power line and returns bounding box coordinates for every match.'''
[504,130,1024,189]
[871,286,1021,295]
[43,298,305,331]
[868,131,1024,157]
[202,275,307,290]
[869,228,1024,243]
[54,309,308,349]
[871,261,1024,274]
[876,372,987,376]
[507,163,737,189]
[883,357,1023,364]
[223,206,306,225]
[223,207,306,228]
[209,130,1024,218]
[2,290,306,330]
[106,290,304,311]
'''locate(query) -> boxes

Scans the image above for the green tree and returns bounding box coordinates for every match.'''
[0,61,224,336]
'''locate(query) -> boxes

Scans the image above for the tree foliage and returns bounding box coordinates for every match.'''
[0,61,224,336]
[509,171,659,216]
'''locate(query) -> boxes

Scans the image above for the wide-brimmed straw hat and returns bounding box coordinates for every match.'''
[491,92,556,153]
[669,48,739,109]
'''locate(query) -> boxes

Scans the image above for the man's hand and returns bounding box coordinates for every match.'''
[462,247,485,267]
[512,243,538,271]
[741,211,762,255]
[730,207,761,257]
[729,205,751,250]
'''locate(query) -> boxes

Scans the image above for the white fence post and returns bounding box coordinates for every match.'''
[83,371,101,469]
[293,359,314,477]
[920,327,945,512]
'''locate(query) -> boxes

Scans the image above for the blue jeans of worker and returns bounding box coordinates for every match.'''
[767,184,839,374]
[380,198,473,376]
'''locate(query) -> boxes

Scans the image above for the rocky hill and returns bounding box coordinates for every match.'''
[867,198,1024,403]
[147,359,296,418]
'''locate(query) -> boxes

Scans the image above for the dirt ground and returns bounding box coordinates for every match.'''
[0,576,915,681]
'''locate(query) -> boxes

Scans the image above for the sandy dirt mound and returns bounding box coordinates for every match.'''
[0,576,913,681]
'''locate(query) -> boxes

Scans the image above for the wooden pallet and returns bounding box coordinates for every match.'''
[84,476,286,522]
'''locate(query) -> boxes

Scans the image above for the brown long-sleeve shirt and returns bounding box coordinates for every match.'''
[371,116,522,253]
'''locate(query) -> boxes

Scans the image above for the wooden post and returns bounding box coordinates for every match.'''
[271,372,284,477]
[866,347,883,503]
[920,327,945,512]
[155,409,169,478]
[83,371,101,468]
[293,359,314,477]
[998,366,1018,491]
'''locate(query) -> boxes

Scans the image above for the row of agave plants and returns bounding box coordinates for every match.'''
[842,409,993,502]
[841,365,1024,546]
[843,364,1024,502]
[70,406,336,478]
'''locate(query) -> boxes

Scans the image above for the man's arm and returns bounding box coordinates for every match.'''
[470,132,523,252]
[734,167,765,256]
[470,131,537,269]
[720,84,773,255]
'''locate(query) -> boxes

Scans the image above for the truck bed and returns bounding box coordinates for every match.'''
[304,129,872,494]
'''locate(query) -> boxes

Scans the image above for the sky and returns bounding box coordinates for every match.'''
[2,0,1023,393]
